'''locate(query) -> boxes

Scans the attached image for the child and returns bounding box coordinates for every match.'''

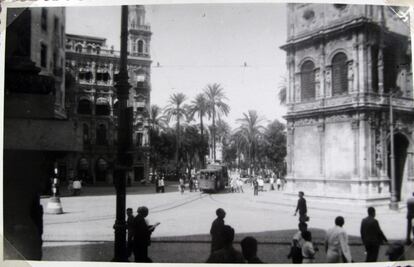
[301,230,317,263]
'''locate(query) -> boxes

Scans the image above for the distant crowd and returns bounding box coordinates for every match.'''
[125,190,412,263]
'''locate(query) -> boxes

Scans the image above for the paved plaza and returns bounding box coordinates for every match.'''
[40,182,412,263]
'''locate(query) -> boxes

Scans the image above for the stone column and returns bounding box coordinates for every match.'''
[315,68,321,99]
[352,117,360,177]
[358,33,367,94]
[378,47,384,94]
[348,61,354,93]
[367,43,372,92]
[359,114,369,179]
[294,72,301,103]
[325,66,332,98]
[353,32,359,93]
[318,120,325,177]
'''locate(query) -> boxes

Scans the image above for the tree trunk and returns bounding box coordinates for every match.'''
[200,114,205,168]
[212,110,216,162]
[175,119,180,166]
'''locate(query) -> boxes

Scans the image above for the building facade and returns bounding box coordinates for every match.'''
[281,4,413,205]
[4,7,81,259]
[65,5,152,185]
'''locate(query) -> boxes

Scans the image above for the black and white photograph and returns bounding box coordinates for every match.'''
[2,0,414,264]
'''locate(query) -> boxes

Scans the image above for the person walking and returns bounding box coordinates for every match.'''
[210,208,226,252]
[287,222,307,263]
[276,177,282,191]
[253,178,259,196]
[158,177,165,193]
[126,208,134,257]
[301,231,318,263]
[324,216,352,263]
[294,191,308,223]
[407,193,414,244]
[237,178,244,193]
[269,176,275,191]
[360,207,388,262]
[206,225,245,263]
[132,206,160,262]
[179,177,185,194]
[241,236,263,263]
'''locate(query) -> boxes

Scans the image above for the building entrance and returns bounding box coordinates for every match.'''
[388,133,409,201]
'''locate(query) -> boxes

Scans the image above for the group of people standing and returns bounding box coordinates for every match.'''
[207,208,263,263]
[289,191,394,264]
[126,206,160,262]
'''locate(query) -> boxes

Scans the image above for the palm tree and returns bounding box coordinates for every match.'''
[187,93,208,167]
[204,83,230,162]
[235,110,265,175]
[164,93,187,165]
[149,104,167,132]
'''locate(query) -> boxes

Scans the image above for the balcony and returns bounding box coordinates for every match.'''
[130,25,151,32]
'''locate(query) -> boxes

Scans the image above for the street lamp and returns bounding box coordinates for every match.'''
[46,162,63,214]
[113,5,132,262]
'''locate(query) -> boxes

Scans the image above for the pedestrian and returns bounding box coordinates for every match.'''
[206,225,245,263]
[360,207,388,262]
[253,178,259,196]
[406,192,414,244]
[210,208,226,252]
[324,216,352,263]
[158,177,165,193]
[154,175,159,193]
[237,178,244,193]
[194,178,199,191]
[294,191,308,223]
[179,177,185,194]
[276,177,282,191]
[241,236,263,263]
[270,176,275,191]
[287,222,307,263]
[126,208,134,257]
[258,176,264,192]
[132,206,160,262]
[301,230,317,263]
[189,176,194,192]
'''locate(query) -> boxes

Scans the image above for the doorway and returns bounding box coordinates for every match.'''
[388,133,409,201]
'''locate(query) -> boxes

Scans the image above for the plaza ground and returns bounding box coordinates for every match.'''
[39,181,413,263]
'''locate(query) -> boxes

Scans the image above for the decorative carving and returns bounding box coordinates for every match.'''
[303,9,315,21]
[351,119,360,129]
[375,127,383,168]
[347,61,354,92]
[325,114,350,123]
[294,117,318,126]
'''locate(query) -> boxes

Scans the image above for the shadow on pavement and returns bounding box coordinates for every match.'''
[42,229,414,263]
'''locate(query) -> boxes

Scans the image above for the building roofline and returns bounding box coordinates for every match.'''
[66,33,107,43]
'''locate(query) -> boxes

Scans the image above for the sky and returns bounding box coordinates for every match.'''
[66,3,288,128]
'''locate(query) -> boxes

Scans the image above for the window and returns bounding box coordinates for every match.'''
[96,124,108,145]
[41,43,47,68]
[137,132,143,147]
[96,46,101,55]
[86,45,92,54]
[332,53,348,95]
[41,8,48,31]
[131,19,136,29]
[77,99,92,114]
[75,44,82,53]
[138,40,144,54]
[300,60,315,100]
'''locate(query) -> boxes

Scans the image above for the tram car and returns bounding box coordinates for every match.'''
[198,164,228,192]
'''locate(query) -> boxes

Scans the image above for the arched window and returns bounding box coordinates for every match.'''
[96,46,101,55]
[96,124,107,145]
[138,40,144,54]
[86,45,93,54]
[75,44,82,53]
[332,52,348,95]
[301,60,315,100]
[137,132,143,147]
[77,99,92,114]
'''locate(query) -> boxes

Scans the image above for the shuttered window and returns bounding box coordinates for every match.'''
[301,61,315,100]
[332,53,348,95]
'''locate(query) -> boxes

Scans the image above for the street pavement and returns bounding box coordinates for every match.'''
[40,181,414,263]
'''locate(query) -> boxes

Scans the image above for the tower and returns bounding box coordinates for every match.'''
[281,4,413,205]
[127,5,152,183]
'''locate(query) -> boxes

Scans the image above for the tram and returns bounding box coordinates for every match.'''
[198,164,229,192]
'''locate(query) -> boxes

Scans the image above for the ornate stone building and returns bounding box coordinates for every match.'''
[65,5,151,185]
[281,4,413,205]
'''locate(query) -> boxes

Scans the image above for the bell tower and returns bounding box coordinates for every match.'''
[127,5,152,183]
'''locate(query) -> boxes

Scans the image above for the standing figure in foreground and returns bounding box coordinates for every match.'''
[241,236,263,263]
[360,207,388,262]
[206,225,245,263]
[132,206,160,262]
[294,191,308,223]
[210,208,226,252]
[325,216,352,263]
[406,193,414,244]
[301,230,318,263]
[126,208,135,258]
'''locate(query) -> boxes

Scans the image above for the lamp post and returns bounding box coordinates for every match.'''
[46,162,63,214]
[389,91,399,210]
[113,5,131,262]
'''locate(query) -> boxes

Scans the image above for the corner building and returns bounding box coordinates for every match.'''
[281,4,413,205]
[65,5,151,185]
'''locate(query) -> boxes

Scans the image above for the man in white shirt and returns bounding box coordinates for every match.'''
[324,216,352,263]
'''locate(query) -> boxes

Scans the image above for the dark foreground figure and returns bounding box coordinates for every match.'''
[206,225,245,263]
[132,206,160,262]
